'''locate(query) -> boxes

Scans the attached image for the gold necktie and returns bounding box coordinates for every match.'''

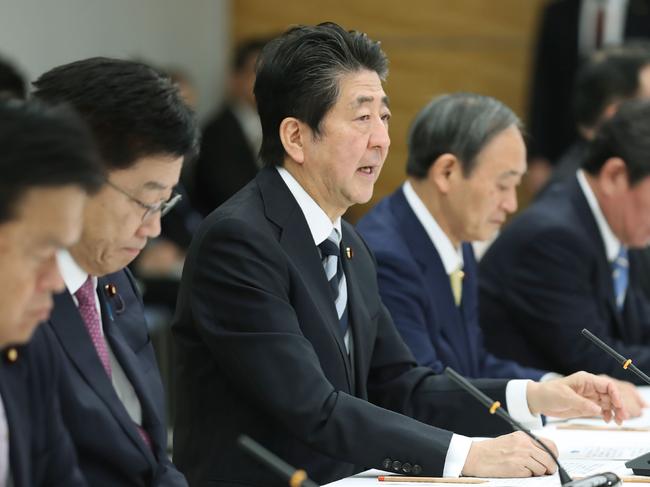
[449,267,465,306]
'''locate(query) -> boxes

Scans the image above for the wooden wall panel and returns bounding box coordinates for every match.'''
[234,0,547,220]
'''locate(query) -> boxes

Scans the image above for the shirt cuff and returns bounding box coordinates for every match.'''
[442,434,473,477]
[540,372,563,382]
[506,379,543,430]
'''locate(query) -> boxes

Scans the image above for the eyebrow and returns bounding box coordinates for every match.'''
[498,170,524,180]
[141,181,169,191]
[352,95,391,109]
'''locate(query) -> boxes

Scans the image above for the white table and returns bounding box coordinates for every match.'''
[323,387,650,486]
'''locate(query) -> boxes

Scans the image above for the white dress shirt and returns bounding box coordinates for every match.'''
[579,0,629,54]
[402,181,544,476]
[56,250,145,428]
[232,100,263,168]
[0,389,8,486]
[576,170,621,262]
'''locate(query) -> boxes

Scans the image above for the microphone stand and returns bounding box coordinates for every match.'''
[582,328,650,475]
[444,366,621,487]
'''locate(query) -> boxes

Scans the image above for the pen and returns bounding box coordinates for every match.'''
[377,476,487,484]
[577,475,650,483]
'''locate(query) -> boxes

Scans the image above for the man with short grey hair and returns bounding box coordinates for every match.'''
[358,93,549,381]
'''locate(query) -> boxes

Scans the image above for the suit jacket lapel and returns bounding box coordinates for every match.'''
[98,290,158,463]
[568,178,625,335]
[390,190,473,373]
[258,168,353,389]
[0,365,24,486]
[49,291,154,462]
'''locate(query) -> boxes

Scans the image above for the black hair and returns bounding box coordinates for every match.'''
[0,99,104,223]
[254,22,388,167]
[0,56,26,100]
[232,37,269,72]
[583,98,650,185]
[573,44,650,129]
[32,57,199,170]
[407,93,521,178]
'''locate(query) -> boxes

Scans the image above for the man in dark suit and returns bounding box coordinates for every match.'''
[540,43,650,196]
[0,100,105,485]
[191,38,267,216]
[480,99,650,384]
[528,0,650,165]
[357,93,549,382]
[173,23,627,487]
[32,58,199,486]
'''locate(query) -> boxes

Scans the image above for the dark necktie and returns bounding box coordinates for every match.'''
[318,230,349,339]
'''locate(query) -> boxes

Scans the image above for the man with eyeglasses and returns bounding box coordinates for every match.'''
[33,57,198,487]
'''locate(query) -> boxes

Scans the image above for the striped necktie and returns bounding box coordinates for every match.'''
[318,230,349,338]
[612,245,629,311]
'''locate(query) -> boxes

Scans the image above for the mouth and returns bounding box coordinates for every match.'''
[357,165,378,177]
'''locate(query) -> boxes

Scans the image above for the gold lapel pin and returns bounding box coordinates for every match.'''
[345,247,354,259]
[6,348,18,363]
[104,283,118,297]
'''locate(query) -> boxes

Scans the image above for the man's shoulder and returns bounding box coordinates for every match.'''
[2,326,58,392]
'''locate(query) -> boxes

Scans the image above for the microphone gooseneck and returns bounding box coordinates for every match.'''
[237,435,320,487]
[443,367,620,487]
[582,328,650,477]
[581,328,650,385]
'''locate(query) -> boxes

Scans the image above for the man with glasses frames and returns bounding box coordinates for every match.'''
[33,57,198,487]
[105,180,183,222]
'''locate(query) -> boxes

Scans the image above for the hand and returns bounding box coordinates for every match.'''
[462,431,558,477]
[527,371,628,424]
[608,377,648,418]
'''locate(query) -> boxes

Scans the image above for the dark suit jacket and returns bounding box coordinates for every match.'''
[528,0,650,162]
[0,327,86,486]
[191,104,259,216]
[479,176,650,382]
[172,168,513,487]
[43,268,186,486]
[357,188,546,381]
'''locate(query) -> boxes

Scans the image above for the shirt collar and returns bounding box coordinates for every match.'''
[276,166,342,245]
[402,181,463,274]
[576,169,621,261]
[56,249,95,295]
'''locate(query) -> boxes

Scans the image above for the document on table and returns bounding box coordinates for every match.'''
[562,446,649,460]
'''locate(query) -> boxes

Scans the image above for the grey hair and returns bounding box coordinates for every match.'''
[406,93,521,178]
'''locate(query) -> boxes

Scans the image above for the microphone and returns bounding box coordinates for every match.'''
[582,328,650,476]
[444,366,621,487]
[237,434,320,487]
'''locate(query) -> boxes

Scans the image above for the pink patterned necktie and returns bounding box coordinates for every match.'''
[74,277,153,452]
[75,277,112,377]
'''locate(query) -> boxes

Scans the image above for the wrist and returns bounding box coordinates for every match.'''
[526,380,542,415]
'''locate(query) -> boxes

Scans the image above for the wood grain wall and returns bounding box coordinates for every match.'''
[234,0,547,220]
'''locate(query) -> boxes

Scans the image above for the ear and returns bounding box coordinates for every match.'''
[279,117,306,165]
[599,157,629,196]
[426,153,461,194]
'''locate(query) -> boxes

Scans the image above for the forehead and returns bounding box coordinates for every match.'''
[108,153,184,191]
[333,70,388,110]
[0,186,85,247]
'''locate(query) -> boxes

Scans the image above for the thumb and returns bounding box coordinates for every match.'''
[569,394,602,417]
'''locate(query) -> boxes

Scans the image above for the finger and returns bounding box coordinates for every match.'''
[529,444,557,475]
[566,395,602,418]
[606,381,624,410]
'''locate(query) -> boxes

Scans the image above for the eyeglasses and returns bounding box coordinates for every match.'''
[106,180,182,222]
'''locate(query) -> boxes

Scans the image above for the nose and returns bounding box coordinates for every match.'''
[138,212,162,239]
[369,115,391,152]
[42,255,66,293]
[501,187,518,214]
